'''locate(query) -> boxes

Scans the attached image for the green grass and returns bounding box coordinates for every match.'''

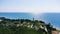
[0,26,47,34]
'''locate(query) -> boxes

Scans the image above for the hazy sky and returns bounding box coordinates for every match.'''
[0,0,60,13]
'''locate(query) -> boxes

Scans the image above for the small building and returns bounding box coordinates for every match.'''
[52,30,58,34]
[0,19,3,22]
[52,28,58,34]
[59,32,60,34]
